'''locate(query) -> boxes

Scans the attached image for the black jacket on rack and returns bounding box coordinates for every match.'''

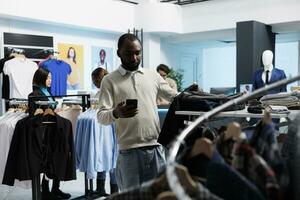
[0,56,15,99]
[2,113,76,185]
[3,86,75,186]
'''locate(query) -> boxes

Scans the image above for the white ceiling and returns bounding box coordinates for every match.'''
[160,20,300,48]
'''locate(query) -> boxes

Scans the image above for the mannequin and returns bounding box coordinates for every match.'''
[252,50,287,94]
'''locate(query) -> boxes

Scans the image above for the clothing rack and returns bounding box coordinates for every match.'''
[31,48,59,57]
[166,75,300,200]
[7,47,25,55]
[8,98,28,106]
[28,94,92,200]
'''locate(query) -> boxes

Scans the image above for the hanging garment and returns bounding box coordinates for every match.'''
[75,109,118,179]
[0,111,31,189]
[233,140,279,198]
[181,150,264,200]
[158,95,190,148]
[2,113,76,186]
[215,132,236,165]
[57,105,82,139]
[3,57,38,99]
[40,59,71,95]
[0,56,15,99]
[281,113,300,200]
[250,121,289,190]
[206,161,265,200]
[176,91,245,112]
[106,166,222,200]
[158,91,244,148]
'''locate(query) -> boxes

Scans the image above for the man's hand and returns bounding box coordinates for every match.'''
[113,101,138,119]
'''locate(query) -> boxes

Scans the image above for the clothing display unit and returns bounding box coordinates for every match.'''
[0,94,114,200]
[164,75,300,200]
[26,94,93,200]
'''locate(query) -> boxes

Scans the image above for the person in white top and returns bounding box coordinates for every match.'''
[156,64,178,105]
[97,33,178,191]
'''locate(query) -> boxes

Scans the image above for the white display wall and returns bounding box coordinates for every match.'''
[0,18,121,93]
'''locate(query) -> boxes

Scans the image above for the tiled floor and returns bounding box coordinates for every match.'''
[0,172,110,200]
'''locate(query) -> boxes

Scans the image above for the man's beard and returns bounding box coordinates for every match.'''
[122,60,140,71]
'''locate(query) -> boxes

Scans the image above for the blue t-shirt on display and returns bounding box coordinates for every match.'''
[40,59,71,96]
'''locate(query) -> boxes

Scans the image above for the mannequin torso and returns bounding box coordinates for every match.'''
[252,50,287,94]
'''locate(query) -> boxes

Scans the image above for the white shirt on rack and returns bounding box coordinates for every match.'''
[3,57,38,99]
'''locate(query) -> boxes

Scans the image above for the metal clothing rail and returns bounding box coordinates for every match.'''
[9,99,28,106]
[35,100,58,105]
[28,94,97,200]
[166,75,300,200]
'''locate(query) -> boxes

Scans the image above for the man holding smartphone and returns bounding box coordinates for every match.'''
[97,33,178,191]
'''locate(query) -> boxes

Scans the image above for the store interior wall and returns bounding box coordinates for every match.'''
[0,0,136,33]
[0,0,300,97]
[0,19,299,94]
[0,18,121,93]
[161,40,299,93]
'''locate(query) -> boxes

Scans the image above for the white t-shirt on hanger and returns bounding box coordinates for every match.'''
[3,57,38,99]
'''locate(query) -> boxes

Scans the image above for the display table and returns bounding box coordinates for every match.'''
[175,108,300,119]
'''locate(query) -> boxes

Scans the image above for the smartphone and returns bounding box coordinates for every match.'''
[126,99,138,109]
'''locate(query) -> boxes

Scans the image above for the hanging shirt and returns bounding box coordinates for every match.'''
[233,139,279,197]
[3,57,38,99]
[40,59,71,96]
[250,121,289,190]
[0,111,31,189]
[281,113,300,200]
[76,109,117,179]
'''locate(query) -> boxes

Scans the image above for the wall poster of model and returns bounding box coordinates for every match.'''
[91,46,113,89]
[58,43,84,90]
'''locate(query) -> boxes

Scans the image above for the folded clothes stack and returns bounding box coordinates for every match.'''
[260,92,300,109]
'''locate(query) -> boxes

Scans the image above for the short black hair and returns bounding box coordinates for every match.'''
[118,33,141,49]
[91,67,106,78]
[32,68,50,87]
[99,49,106,56]
[157,64,170,74]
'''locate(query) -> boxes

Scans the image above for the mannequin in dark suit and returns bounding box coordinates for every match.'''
[252,50,287,94]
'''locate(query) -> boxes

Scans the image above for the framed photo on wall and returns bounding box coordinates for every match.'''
[58,43,84,90]
[91,46,113,89]
[240,84,252,94]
